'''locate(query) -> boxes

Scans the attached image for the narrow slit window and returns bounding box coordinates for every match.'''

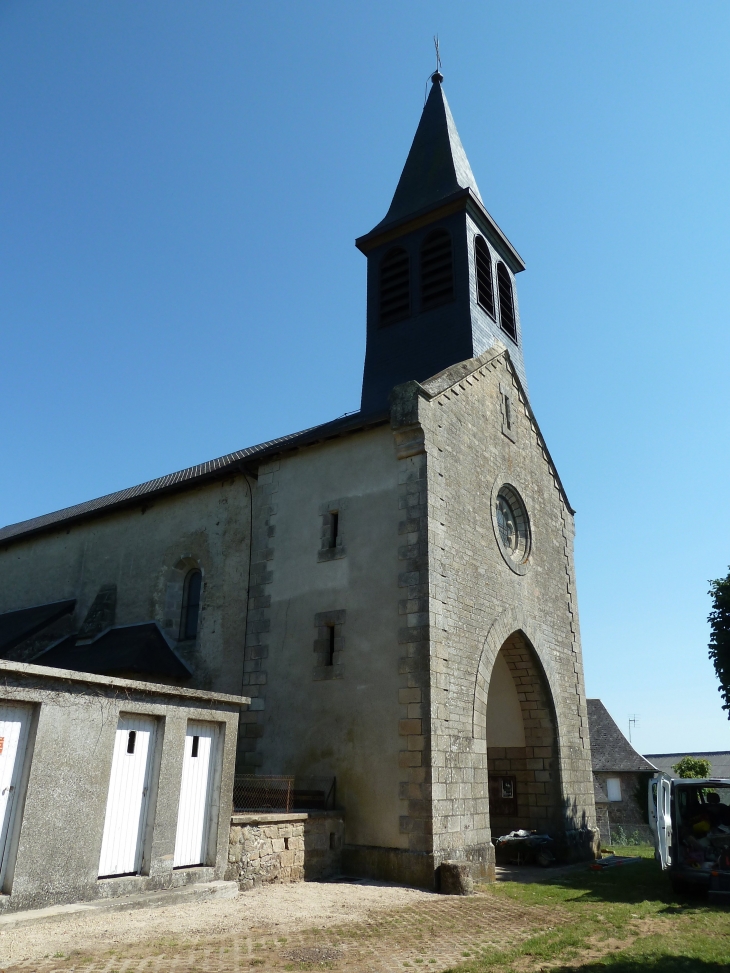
[379,247,410,326]
[503,394,512,430]
[181,569,202,640]
[326,626,336,666]
[191,735,200,758]
[496,262,517,342]
[474,236,495,317]
[127,730,136,754]
[420,229,454,310]
[330,511,339,549]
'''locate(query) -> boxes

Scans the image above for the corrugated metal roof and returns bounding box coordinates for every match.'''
[644,752,730,779]
[0,410,387,546]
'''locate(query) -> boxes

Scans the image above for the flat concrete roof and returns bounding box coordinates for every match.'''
[0,658,250,706]
[231,811,343,825]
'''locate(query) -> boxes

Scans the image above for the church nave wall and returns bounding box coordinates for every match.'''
[245,425,410,855]
[0,475,251,694]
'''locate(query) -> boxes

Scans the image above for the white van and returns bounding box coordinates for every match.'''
[650,773,730,896]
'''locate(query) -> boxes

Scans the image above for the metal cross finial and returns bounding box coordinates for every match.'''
[429,35,443,86]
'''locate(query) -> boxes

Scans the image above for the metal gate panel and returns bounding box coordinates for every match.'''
[0,704,32,886]
[98,715,157,878]
[173,721,219,868]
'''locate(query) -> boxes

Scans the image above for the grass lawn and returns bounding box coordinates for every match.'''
[452,845,730,972]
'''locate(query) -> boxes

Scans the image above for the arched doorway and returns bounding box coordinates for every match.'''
[486,631,560,837]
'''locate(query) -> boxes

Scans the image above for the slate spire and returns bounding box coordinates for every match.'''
[357,72,527,414]
[376,72,483,231]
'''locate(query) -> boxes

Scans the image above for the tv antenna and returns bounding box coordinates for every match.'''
[628,714,639,744]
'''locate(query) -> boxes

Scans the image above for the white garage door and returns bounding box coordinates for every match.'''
[173,722,219,868]
[0,704,32,886]
[98,715,157,878]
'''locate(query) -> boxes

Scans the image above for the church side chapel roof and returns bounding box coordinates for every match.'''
[588,698,658,773]
[0,599,76,653]
[35,622,193,681]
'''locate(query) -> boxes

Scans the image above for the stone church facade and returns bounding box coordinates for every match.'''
[0,73,596,887]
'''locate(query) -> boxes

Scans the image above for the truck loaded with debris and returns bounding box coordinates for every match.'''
[650,773,730,898]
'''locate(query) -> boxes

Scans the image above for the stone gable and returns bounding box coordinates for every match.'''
[391,344,596,874]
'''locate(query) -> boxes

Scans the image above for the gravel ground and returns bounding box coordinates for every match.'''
[0,880,435,969]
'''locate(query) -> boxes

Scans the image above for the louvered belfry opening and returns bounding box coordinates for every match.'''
[497,262,517,342]
[474,236,495,318]
[420,229,454,310]
[379,247,410,326]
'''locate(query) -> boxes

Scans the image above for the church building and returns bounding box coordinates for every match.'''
[0,72,597,887]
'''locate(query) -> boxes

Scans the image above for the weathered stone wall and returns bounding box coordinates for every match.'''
[226,812,344,889]
[392,425,433,884]
[594,772,653,841]
[0,476,251,694]
[392,342,597,876]
[250,426,410,855]
[595,803,611,844]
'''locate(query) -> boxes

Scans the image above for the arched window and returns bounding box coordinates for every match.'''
[379,247,410,326]
[496,262,517,342]
[181,569,202,640]
[420,229,453,310]
[474,236,495,318]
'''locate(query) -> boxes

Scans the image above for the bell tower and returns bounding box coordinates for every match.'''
[357,72,528,414]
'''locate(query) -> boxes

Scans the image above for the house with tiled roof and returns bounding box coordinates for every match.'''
[588,699,657,842]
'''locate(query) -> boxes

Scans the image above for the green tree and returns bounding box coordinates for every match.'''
[672,755,712,779]
[709,568,730,715]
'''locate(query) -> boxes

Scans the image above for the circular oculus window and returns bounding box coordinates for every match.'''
[493,484,531,571]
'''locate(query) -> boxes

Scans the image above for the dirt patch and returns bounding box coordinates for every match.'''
[281,945,343,963]
[512,917,665,972]
[0,881,431,969]
[0,880,569,973]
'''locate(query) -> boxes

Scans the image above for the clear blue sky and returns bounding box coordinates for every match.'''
[2,1,729,755]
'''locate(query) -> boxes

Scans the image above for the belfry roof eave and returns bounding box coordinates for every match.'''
[0,409,390,547]
[355,187,525,274]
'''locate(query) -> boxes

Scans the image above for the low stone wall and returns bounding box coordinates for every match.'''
[226,811,344,890]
